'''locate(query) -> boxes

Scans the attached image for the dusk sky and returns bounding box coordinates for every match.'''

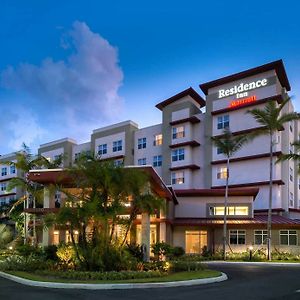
[0,0,300,154]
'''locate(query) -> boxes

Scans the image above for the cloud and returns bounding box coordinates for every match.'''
[0,21,124,153]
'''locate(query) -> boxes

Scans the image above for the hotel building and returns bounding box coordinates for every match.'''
[7,59,300,254]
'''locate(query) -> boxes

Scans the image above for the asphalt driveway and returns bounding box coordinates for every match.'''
[1,263,300,300]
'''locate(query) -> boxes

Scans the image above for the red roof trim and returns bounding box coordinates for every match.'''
[200,60,290,95]
[169,141,200,148]
[155,87,205,110]
[211,95,284,116]
[169,116,201,126]
[174,187,259,198]
[212,180,284,189]
[211,151,282,165]
[0,192,16,198]
[169,164,200,171]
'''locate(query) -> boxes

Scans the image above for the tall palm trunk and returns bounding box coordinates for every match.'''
[267,132,274,261]
[223,157,230,260]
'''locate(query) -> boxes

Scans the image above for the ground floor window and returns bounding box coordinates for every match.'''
[280,230,297,246]
[254,230,267,245]
[136,224,157,246]
[53,230,60,245]
[115,225,130,244]
[65,230,79,243]
[185,230,207,254]
[229,230,246,245]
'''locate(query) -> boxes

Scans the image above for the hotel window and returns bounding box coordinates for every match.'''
[0,198,6,206]
[172,126,185,139]
[153,155,162,167]
[113,140,122,152]
[138,158,147,165]
[0,183,7,192]
[217,167,228,179]
[154,134,163,146]
[254,230,267,245]
[217,147,224,154]
[114,159,123,167]
[138,137,147,149]
[172,148,185,161]
[209,206,248,216]
[66,230,79,244]
[171,171,184,185]
[289,192,294,207]
[290,123,293,133]
[10,165,16,174]
[280,230,297,246]
[98,144,107,155]
[229,230,246,245]
[136,224,157,247]
[1,167,7,176]
[217,115,229,130]
[53,230,60,245]
[290,167,293,182]
[185,231,207,254]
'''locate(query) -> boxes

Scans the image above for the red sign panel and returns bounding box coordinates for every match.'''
[229,95,257,108]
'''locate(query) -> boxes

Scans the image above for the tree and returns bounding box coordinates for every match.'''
[277,140,300,169]
[247,97,299,260]
[211,127,250,260]
[45,155,164,271]
[6,143,62,245]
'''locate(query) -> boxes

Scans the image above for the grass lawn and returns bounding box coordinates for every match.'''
[6,270,221,284]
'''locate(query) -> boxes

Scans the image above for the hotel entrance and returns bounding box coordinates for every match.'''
[185,230,207,254]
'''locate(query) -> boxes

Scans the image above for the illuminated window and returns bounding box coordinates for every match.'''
[153,155,162,167]
[171,172,184,185]
[209,206,248,216]
[65,230,79,244]
[1,167,7,176]
[229,230,246,245]
[53,230,60,245]
[138,158,147,165]
[98,144,107,155]
[154,134,163,146]
[280,230,297,246]
[172,126,185,139]
[113,140,122,152]
[254,230,267,245]
[136,224,157,246]
[217,167,228,179]
[217,115,229,130]
[172,148,185,161]
[138,138,147,149]
[185,231,207,254]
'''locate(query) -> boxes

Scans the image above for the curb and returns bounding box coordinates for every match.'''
[0,271,227,290]
[205,261,300,267]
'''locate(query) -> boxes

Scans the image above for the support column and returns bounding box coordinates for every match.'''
[42,187,51,246]
[44,187,50,208]
[141,212,150,262]
[159,222,167,243]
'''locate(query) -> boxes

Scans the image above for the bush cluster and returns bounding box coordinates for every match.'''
[35,269,164,281]
[170,261,205,272]
[0,255,54,272]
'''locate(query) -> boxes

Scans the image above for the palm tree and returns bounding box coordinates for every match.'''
[277,140,300,167]
[6,143,62,245]
[211,127,250,260]
[247,97,299,260]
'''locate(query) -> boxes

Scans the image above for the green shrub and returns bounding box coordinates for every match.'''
[16,244,41,257]
[43,245,58,261]
[56,244,76,268]
[0,225,13,249]
[151,242,172,261]
[126,243,144,261]
[271,250,300,261]
[35,269,165,281]
[169,261,205,272]
[0,255,54,271]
